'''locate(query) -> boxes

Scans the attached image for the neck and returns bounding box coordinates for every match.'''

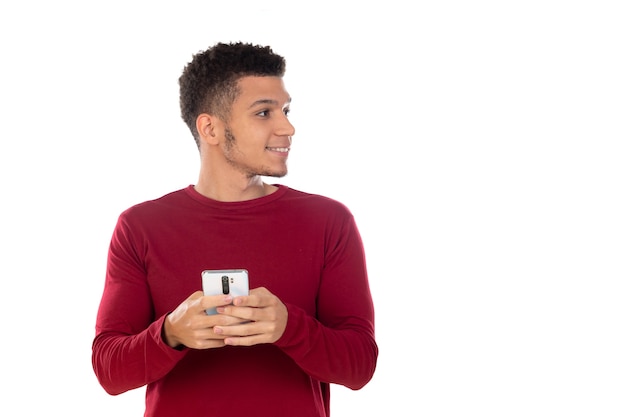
[194,173,275,202]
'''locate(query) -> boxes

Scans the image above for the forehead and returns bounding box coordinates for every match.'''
[234,76,291,107]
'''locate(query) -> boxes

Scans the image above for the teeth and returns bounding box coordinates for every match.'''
[268,147,290,152]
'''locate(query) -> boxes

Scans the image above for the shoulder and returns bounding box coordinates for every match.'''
[281,185,349,208]
[278,185,354,222]
[119,187,190,221]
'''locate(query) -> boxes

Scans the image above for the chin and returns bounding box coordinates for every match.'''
[260,164,288,178]
[262,169,288,178]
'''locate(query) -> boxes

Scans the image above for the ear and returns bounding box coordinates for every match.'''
[196,113,220,145]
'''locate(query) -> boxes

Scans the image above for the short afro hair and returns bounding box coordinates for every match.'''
[178,42,286,148]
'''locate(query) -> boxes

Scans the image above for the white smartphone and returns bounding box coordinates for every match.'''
[201,269,249,315]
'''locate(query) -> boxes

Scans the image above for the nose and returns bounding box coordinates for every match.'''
[277,113,295,137]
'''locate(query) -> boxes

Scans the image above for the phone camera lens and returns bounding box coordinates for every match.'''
[221,275,230,294]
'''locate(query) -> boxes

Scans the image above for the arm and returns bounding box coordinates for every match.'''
[216,214,378,389]
[92,317,186,395]
[91,215,187,395]
[278,214,378,389]
[92,214,254,394]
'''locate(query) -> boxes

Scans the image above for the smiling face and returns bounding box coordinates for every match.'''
[218,76,295,179]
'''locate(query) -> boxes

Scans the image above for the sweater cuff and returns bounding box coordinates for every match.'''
[150,314,189,356]
[274,303,310,352]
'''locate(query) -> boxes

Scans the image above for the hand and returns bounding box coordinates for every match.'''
[213,287,288,346]
[163,291,246,350]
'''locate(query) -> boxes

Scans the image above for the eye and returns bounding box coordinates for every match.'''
[257,110,269,117]
[283,107,290,117]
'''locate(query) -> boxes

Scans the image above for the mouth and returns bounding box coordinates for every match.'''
[266,147,290,153]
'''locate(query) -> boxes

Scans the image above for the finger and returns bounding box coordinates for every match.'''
[217,305,256,321]
[212,315,285,346]
[214,320,262,337]
[199,294,233,312]
[188,338,227,350]
[211,313,250,327]
[233,286,269,307]
[222,332,272,347]
[183,327,231,349]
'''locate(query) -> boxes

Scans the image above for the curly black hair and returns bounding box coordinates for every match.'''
[179,42,286,148]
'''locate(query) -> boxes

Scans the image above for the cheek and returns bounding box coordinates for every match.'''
[239,130,266,150]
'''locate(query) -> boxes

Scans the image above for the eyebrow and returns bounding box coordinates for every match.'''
[248,97,292,109]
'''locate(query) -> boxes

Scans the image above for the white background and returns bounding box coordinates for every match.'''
[1,1,625,416]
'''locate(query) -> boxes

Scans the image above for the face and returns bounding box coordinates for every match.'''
[220,76,295,178]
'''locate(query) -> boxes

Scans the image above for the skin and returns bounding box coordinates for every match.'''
[164,76,295,349]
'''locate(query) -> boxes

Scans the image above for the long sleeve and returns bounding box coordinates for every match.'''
[92,215,187,395]
[275,214,377,389]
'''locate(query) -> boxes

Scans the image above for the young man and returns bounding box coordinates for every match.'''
[92,42,378,417]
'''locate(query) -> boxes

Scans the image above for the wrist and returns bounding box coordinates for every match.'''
[163,314,183,350]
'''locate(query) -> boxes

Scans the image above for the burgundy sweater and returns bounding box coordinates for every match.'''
[92,185,378,417]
